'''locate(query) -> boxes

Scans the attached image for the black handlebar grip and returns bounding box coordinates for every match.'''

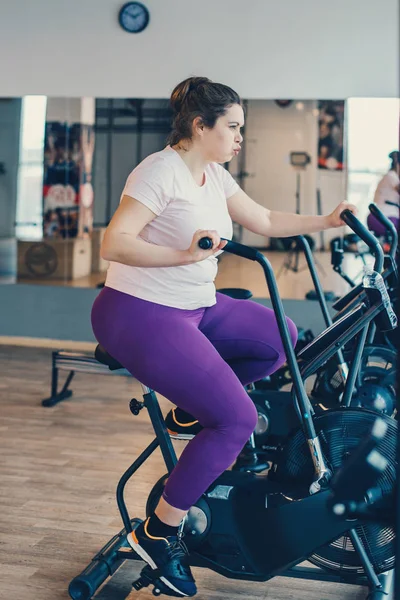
[369,203,392,227]
[369,203,398,259]
[198,237,261,261]
[340,209,384,272]
[340,209,377,247]
[198,237,213,250]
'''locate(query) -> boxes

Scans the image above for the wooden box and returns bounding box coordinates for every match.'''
[17,238,92,281]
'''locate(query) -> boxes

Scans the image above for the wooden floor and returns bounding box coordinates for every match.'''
[0,345,368,600]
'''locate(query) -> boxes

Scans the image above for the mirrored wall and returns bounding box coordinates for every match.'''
[0,96,398,288]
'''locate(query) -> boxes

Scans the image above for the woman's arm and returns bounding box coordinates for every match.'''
[101,195,224,267]
[227,188,356,237]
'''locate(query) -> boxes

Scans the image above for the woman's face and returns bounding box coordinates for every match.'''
[197,103,244,163]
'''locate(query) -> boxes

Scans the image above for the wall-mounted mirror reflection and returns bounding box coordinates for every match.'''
[0,96,398,301]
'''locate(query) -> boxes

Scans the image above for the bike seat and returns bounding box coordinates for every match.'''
[217,287,253,300]
[94,344,124,371]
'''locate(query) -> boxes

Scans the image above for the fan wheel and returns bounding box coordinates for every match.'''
[272,408,397,577]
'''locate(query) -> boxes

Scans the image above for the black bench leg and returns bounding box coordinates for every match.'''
[42,352,75,407]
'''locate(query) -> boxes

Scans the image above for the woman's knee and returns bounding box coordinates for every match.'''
[199,381,258,442]
[241,400,258,437]
[219,398,258,444]
[264,315,297,374]
[286,316,298,349]
[270,315,298,356]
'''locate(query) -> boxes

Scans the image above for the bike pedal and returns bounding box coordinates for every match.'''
[132,577,146,591]
[132,564,156,591]
[132,564,187,597]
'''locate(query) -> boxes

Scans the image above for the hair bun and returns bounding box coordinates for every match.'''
[170,77,212,113]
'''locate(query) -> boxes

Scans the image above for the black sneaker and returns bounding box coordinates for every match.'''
[164,408,203,440]
[127,518,197,597]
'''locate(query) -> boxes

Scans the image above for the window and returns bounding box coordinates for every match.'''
[346,98,400,223]
[15,96,47,239]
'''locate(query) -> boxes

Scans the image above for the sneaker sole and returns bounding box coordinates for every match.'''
[127,531,190,597]
[167,429,195,441]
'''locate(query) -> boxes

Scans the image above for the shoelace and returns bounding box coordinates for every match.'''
[167,538,189,561]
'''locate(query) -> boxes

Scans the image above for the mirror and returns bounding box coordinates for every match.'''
[0,96,398,300]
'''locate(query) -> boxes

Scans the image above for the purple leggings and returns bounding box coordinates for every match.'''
[91,287,297,510]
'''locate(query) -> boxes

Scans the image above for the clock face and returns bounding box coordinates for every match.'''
[119,2,150,33]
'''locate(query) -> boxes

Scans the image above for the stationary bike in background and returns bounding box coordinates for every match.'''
[252,204,397,431]
[69,210,397,600]
[309,203,398,415]
[331,202,397,299]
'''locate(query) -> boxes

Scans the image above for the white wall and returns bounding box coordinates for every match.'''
[46,98,95,125]
[0,0,398,98]
[235,100,346,247]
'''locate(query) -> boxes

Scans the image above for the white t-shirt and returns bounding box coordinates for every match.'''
[105,146,239,309]
[373,170,400,218]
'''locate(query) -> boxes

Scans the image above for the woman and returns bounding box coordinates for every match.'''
[91,76,355,597]
[367,150,399,236]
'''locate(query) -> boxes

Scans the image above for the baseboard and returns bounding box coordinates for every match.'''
[0,336,96,351]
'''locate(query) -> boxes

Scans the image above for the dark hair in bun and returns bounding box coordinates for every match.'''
[167,76,242,146]
[388,150,399,170]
